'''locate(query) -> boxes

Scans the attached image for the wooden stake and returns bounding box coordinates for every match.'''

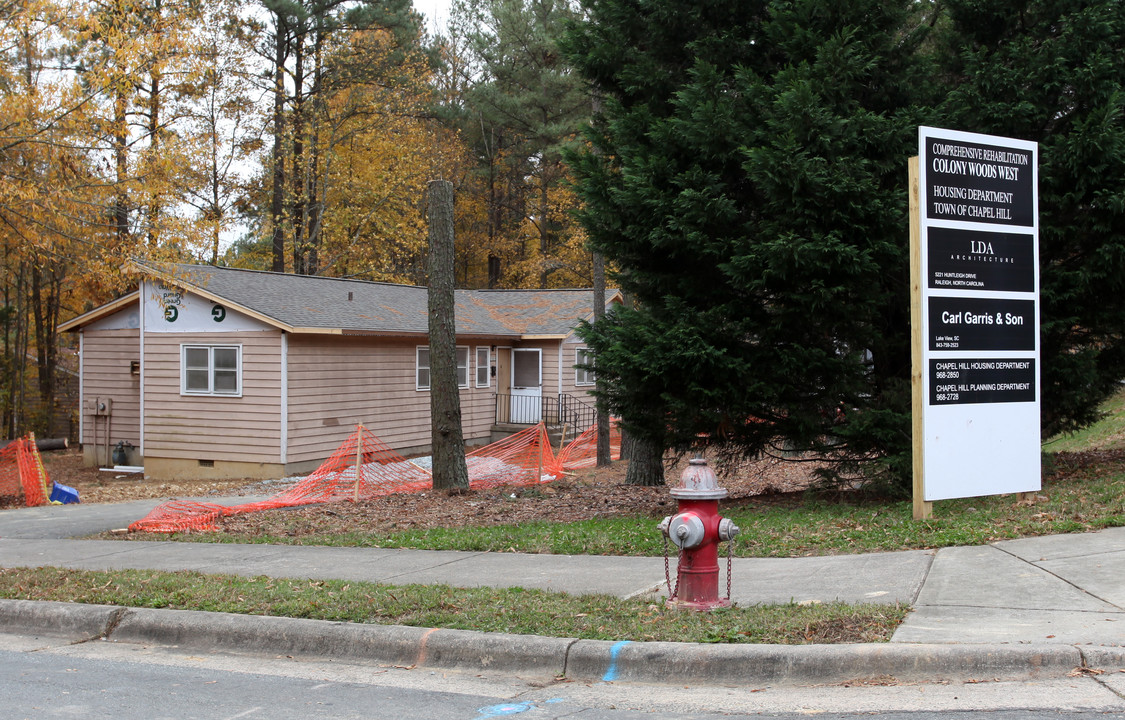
[910,156,933,521]
[538,422,545,481]
[558,424,568,455]
[354,425,364,503]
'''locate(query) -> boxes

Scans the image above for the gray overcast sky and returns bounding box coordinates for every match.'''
[415,0,452,34]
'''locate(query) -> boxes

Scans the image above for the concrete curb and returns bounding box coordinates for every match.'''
[0,599,126,641]
[111,607,574,677]
[566,638,1085,684]
[1,600,1115,685]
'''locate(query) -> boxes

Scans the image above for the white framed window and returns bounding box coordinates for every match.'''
[457,346,470,389]
[417,346,471,390]
[575,347,595,386]
[181,345,241,396]
[416,346,430,390]
[476,346,491,388]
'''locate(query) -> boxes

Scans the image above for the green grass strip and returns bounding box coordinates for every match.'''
[0,567,905,644]
[154,458,1125,557]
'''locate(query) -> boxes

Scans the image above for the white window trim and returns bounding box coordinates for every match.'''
[417,345,471,390]
[476,346,491,388]
[416,346,430,391]
[181,344,242,397]
[457,346,470,389]
[575,347,595,387]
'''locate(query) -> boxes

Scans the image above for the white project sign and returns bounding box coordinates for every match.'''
[914,126,1041,503]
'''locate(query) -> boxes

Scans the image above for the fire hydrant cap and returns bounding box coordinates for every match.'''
[669,458,728,500]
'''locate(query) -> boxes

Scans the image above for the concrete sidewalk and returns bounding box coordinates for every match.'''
[2,497,1124,684]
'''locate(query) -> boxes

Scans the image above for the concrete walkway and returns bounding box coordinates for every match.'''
[2,497,1124,684]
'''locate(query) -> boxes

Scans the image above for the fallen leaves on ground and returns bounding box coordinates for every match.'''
[28,447,821,533]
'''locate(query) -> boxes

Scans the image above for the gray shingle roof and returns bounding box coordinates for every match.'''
[120,262,610,338]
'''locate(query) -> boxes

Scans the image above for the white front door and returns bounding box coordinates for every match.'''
[511,348,542,423]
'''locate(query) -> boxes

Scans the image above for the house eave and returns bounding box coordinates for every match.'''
[129,260,299,333]
[59,291,140,332]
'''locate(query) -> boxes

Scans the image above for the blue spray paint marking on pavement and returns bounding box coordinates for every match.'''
[602,640,632,682]
[476,701,534,717]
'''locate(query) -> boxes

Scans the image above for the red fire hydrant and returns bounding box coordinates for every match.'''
[658,457,739,611]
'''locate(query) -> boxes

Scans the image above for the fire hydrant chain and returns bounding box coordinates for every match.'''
[726,535,734,601]
[662,534,680,600]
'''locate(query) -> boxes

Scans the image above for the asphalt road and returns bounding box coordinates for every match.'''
[4,630,1125,720]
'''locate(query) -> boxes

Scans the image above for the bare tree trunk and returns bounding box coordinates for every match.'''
[145,7,162,248]
[6,263,28,439]
[290,31,307,275]
[618,289,635,461]
[2,260,25,439]
[625,433,664,486]
[538,175,550,287]
[304,25,325,276]
[30,264,57,409]
[209,117,221,264]
[113,86,130,248]
[269,16,288,273]
[592,251,611,467]
[427,180,469,492]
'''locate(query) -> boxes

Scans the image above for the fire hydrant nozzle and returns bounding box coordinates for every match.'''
[718,517,740,542]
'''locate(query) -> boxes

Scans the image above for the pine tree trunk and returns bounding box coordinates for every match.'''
[428,180,470,492]
[618,291,635,460]
[30,265,56,410]
[113,87,129,248]
[538,177,551,287]
[592,252,611,466]
[625,433,664,486]
[290,34,307,275]
[269,17,287,273]
[146,54,162,246]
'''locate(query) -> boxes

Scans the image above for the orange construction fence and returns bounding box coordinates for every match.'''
[0,434,52,507]
[129,421,621,534]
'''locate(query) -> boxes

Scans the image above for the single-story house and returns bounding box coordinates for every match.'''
[59,261,619,480]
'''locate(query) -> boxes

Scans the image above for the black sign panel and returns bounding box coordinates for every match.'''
[924,137,1034,227]
[927,227,1035,292]
[930,358,1036,405]
[928,297,1036,351]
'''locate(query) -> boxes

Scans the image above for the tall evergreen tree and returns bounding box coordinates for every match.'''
[258,0,426,275]
[450,0,591,288]
[564,0,928,487]
[934,0,1125,439]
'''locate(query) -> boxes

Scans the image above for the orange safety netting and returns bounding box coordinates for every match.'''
[556,421,622,470]
[0,434,52,507]
[129,421,621,533]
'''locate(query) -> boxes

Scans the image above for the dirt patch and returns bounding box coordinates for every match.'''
[19,446,823,532]
[30,448,274,507]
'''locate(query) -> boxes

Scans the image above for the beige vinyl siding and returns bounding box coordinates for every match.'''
[143,331,282,463]
[558,340,598,432]
[538,341,561,397]
[560,340,597,401]
[80,329,141,452]
[287,335,498,463]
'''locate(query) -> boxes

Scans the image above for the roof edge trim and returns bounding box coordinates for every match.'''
[130,260,297,333]
[58,291,140,332]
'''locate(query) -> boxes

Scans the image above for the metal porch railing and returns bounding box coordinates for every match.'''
[494,393,598,430]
